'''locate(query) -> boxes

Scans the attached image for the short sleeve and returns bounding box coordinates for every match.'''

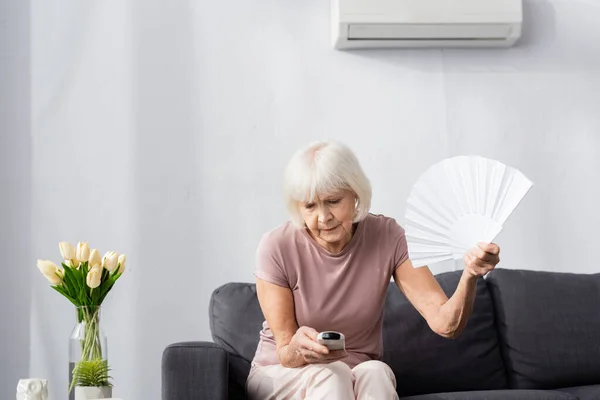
[391,220,409,274]
[253,233,290,288]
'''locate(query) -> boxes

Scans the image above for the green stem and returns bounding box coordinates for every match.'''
[79,307,102,361]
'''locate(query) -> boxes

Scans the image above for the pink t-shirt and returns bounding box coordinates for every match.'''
[251,213,409,369]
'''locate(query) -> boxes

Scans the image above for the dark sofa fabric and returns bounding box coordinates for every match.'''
[162,268,600,400]
[382,271,507,397]
[401,389,578,400]
[486,269,600,389]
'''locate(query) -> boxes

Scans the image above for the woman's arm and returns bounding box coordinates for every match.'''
[256,278,346,367]
[393,243,500,338]
[256,278,300,365]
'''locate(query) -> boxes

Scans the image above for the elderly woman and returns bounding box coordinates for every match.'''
[246,141,500,399]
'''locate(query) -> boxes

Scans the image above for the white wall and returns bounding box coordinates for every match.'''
[29,1,136,399]
[0,0,31,398]
[22,0,600,399]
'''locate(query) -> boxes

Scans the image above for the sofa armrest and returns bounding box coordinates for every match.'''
[162,341,229,400]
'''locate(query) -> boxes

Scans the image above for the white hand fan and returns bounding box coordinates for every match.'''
[405,155,533,268]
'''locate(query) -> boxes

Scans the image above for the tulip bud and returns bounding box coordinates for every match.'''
[59,242,76,261]
[76,242,90,264]
[37,260,63,285]
[117,254,126,274]
[88,249,101,267]
[86,265,102,289]
[102,251,119,272]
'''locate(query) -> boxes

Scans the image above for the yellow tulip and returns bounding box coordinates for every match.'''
[37,260,63,285]
[102,251,119,272]
[88,249,101,267]
[59,242,75,261]
[76,242,90,264]
[86,265,102,288]
[117,254,126,274]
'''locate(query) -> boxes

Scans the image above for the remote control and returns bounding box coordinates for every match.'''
[317,331,345,351]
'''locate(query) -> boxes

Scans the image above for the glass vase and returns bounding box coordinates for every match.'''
[68,306,108,400]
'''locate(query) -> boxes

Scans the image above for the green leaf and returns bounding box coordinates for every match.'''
[78,284,87,306]
[62,267,81,303]
[73,270,85,305]
[98,272,122,305]
[113,270,123,281]
[52,284,68,297]
[80,265,95,306]
[97,275,111,293]
[64,265,90,307]
[96,272,113,305]
[82,262,89,277]
[51,285,78,306]
[92,285,100,304]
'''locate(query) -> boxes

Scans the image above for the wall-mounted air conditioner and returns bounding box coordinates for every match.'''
[332,0,522,49]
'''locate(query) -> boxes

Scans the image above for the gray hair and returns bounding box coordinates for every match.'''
[283,141,372,228]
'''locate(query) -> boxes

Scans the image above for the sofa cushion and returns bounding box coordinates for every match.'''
[486,269,600,389]
[557,385,600,400]
[401,389,578,400]
[210,282,264,362]
[383,271,507,397]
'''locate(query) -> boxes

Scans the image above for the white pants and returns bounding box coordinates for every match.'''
[246,360,399,400]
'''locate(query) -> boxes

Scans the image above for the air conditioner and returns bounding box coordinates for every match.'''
[332,0,523,49]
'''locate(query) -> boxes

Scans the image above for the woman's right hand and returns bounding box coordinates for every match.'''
[286,326,347,365]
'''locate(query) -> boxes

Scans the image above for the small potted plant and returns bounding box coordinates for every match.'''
[71,359,113,400]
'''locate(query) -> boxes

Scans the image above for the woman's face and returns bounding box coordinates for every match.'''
[299,190,357,253]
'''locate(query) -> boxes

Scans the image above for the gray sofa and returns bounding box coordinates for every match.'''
[162,268,600,399]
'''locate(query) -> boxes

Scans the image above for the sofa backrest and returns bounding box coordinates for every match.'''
[486,268,600,389]
[210,282,264,362]
[383,271,507,397]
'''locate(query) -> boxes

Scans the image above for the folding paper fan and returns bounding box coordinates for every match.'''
[405,155,533,268]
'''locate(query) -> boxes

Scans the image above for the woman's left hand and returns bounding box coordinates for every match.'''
[464,242,501,277]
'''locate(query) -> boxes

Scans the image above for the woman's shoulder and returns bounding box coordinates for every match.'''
[257,221,302,253]
[363,213,405,236]
[254,222,302,286]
